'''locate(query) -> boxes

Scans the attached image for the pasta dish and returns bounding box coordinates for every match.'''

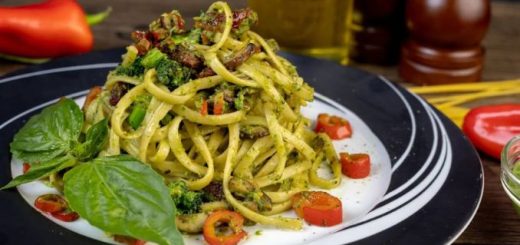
[4,2,372,245]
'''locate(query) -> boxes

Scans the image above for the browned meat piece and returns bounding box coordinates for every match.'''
[109,82,131,106]
[171,46,203,69]
[240,125,269,139]
[202,182,224,201]
[222,88,235,103]
[224,43,260,71]
[131,31,151,55]
[195,8,258,43]
[197,67,216,78]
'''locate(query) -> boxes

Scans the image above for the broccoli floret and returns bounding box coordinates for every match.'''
[172,28,202,45]
[141,48,167,68]
[169,180,203,214]
[114,56,145,77]
[156,59,192,89]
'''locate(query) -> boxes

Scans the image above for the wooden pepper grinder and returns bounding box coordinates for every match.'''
[399,0,491,84]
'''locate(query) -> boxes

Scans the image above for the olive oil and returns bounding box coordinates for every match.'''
[248,0,355,65]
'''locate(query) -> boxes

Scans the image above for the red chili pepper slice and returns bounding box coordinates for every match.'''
[314,113,352,140]
[51,209,80,222]
[462,104,520,159]
[291,191,343,227]
[203,210,247,245]
[340,153,371,179]
[34,194,67,214]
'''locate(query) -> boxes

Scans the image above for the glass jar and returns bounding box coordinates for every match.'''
[500,136,520,214]
[247,0,356,65]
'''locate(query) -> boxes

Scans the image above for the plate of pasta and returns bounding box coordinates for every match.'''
[0,2,482,245]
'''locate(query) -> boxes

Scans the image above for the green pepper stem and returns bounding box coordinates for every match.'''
[86,7,112,26]
[0,53,50,64]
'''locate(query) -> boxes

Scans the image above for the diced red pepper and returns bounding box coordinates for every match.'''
[315,114,352,140]
[200,99,208,116]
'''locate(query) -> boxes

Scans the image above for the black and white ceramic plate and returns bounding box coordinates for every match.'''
[0,49,483,245]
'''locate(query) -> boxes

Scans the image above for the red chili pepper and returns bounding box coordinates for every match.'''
[0,0,94,59]
[315,113,352,140]
[462,104,520,160]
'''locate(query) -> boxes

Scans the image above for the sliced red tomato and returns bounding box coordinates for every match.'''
[291,191,342,227]
[34,194,67,214]
[314,113,352,140]
[51,209,79,222]
[200,99,208,116]
[340,153,371,179]
[23,163,31,174]
[203,210,247,245]
[213,93,225,115]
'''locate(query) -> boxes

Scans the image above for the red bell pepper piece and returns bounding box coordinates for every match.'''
[462,104,520,159]
[0,0,94,58]
[314,113,353,140]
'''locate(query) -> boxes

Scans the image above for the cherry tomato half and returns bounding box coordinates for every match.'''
[34,194,67,214]
[203,210,247,245]
[314,114,352,140]
[291,191,342,227]
[340,153,371,179]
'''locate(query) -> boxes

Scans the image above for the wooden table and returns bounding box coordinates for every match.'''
[0,0,519,244]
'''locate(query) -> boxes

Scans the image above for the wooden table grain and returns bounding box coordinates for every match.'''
[0,0,519,244]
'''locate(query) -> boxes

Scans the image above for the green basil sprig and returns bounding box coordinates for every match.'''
[10,98,83,163]
[3,98,184,245]
[64,155,183,245]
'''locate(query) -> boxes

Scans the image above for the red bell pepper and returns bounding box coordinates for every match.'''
[0,0,109,60]
[462,104,520,160]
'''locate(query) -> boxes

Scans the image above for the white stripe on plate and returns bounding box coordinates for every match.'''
[0,63,118,84]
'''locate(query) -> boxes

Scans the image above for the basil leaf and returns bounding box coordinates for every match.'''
[72,118,108,161]
[10,98,83,163]
[1,154,76,190]
[63,155,183,245]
